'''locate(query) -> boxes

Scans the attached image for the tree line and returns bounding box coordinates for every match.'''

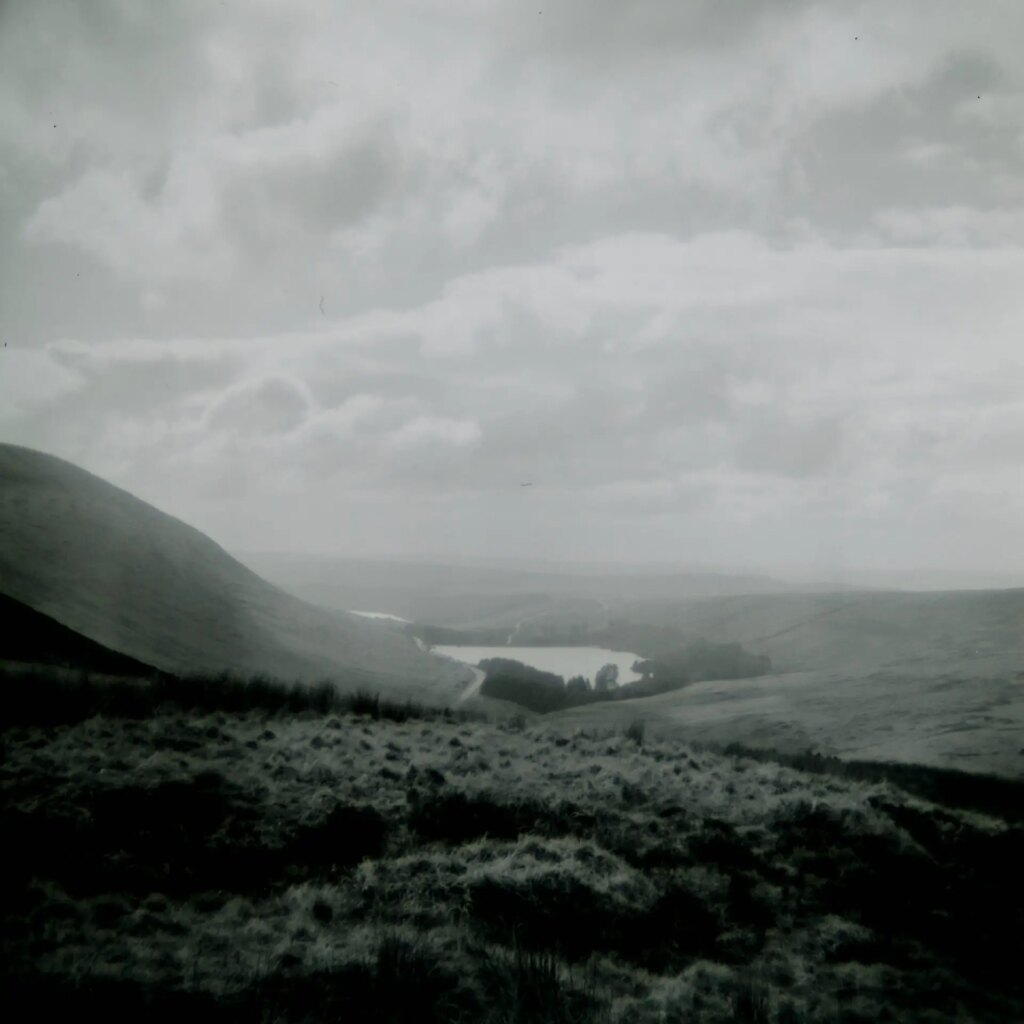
[479,640,771,714]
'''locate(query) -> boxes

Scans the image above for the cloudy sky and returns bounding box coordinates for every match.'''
[2,0,1023,576]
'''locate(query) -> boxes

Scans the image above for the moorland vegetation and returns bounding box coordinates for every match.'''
[3,664,1022,1023]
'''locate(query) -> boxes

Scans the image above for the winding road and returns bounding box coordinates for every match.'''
[457,666,486,704]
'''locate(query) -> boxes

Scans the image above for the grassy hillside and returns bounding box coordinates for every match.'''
[619,589,1024,676]
[521,589,1023,779]
[0,445,468,701]
[3,669,1022,1023]
[545,664,1024,779]
[237,551,1023,779]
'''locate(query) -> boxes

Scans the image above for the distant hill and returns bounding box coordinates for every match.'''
[0,444,469,699]
[615,588,1024,675]
[0,592,161,678]
[238,551,847,630]
[547,589,1024,777]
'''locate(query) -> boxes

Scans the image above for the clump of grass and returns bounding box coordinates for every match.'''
[408,790,559,845]
[285,803,389,874]
[732,973,772,1023]
[249,934,473,1023]
[624,719,645,747]
[479,943,606,1024]
[6,769,275,898]
[359,933,468,1022]
[463,838,717,971]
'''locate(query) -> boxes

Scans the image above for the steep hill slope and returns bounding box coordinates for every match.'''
[0,445,468,699]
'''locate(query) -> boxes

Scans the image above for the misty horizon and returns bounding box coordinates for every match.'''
[234,546,1024,593]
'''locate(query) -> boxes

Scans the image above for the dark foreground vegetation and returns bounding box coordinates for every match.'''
[2,664,1023,1023]
[720,743,1024,825]
[0,663,481,731]
[0,594,162,678]
[479,640,771,714]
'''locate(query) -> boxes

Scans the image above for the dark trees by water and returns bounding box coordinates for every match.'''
[478,641,771,714]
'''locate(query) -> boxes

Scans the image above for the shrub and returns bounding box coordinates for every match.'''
[408,791,557,845]
[480,660,567,714]
[244,935,472,1024]
[285,803,389,873]
[732,974,772,1023]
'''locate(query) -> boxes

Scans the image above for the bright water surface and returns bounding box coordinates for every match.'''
[348,610,642,684]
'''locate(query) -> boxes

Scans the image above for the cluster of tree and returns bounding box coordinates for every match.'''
[628,639,772,696]
[478,640,772,714]
[478,658,571,713]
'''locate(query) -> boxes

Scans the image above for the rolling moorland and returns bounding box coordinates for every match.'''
[512,590,1024,778]
[248,547,1023,777]
[2,443,1023,1021]
[3,669,1024,1023]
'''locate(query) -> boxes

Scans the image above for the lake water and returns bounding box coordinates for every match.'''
[432,645,643,684]
[349,610,411,623]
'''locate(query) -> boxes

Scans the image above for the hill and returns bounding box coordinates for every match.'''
[3,681,1022,1023]
[0,445,469,700]
[512,588,1022,777]
[615,589,1024,676]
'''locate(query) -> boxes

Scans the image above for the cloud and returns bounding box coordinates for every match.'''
[873,205,1024,246]
[733,412,847,479]
[3,0,1023,568]
[21,230,1022,518]
[0,346,83,422]
[205,375,311,436]
[25,162,235,285]
[15,0,1021,301]
[384,416,482,452]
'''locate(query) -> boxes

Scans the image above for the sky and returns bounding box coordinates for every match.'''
[2,0,1023,578]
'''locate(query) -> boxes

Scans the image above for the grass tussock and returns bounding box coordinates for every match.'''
[479,944,607,1024]
[3,662,1022,1023]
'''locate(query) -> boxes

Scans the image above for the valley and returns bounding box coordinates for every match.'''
[2,443,1023,1022]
